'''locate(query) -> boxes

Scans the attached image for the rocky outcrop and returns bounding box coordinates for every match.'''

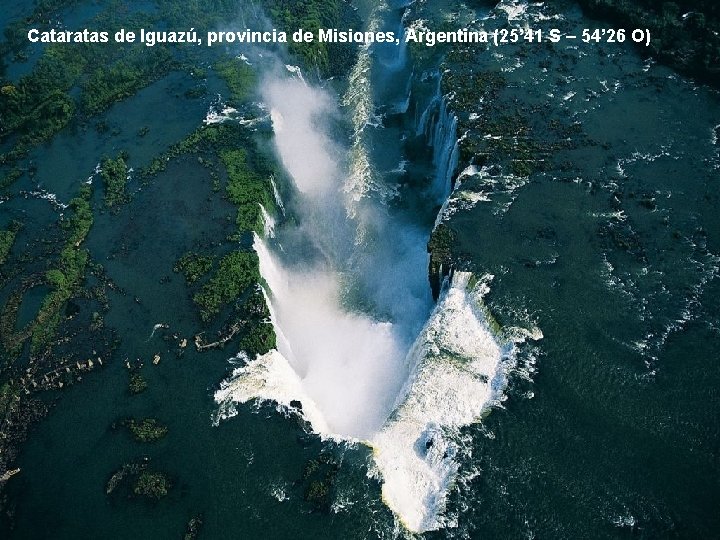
[427,223,455,300]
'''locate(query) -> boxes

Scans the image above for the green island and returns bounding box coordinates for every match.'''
[133,471,171,499]
[124,418,168,443]
[174,252,214,284]
[128,371,148,395]
[0,221,21,266]
[100,154,129,208]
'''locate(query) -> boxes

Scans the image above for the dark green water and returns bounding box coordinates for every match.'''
[2,0,719,539]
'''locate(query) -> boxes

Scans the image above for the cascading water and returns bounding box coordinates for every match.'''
[418,84,460,201]
[214,1,537,532]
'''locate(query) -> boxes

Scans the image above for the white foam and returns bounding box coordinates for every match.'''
[214,348,331,434]
[22,189,68,211]
[259,203,276,237]
[270,482,289,502]
[498,0,528,21]
[203,95,239,125]
[370,272,512,531]
[214,269,527,532]
[211,14,542,531]
[269,174,285,215]
[248,236,411,439]
[284,64,305,83]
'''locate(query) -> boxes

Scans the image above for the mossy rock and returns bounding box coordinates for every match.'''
[128,372,148,395]
[174,252,213,284]
[304,480,331,510]
[300,453,340,512]
[133,471,170,499]
[427,223,456,299]
[125,418,168,442]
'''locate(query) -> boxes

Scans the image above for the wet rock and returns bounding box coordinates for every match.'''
[183,515,203,540]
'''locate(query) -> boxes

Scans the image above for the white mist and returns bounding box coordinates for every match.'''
[214,46,531,533]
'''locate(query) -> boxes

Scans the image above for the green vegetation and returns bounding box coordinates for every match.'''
[0,0,361,191]
[0,289,27,359]
[143,127,275,235]
[194,252,260,322]
[105,460,147,496]
[174,253,214,284]
[141,124,237,179]
[237,288,276,355]
[0,382,18,417]
[439,51,579,181]
[1,0,81,64]
[136,104,279,360]
[486,114,543,177]
[29,186,93,352]
[183,516,203,540]
[100,155,129,208]
[65,185,93,244]
[305,481,330,508]
[264,0,360,77]
[214,59,255,104]
[441,68,544,176]
[125,418,168,443]
[221,149,274,233]
[82,47,174,115]
[301,453,340,512]
[0,52,76,158]
[133,471,171,499]
[0,221,21,265]
[0,8,174,188]
[129,372,148,395]
[142,123,277,347]
[443,69,505,122]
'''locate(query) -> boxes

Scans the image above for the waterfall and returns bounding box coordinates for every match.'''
[212,2,532,534]
[414,74,460,201]
[371,272,511,532]
[431,97,460,201]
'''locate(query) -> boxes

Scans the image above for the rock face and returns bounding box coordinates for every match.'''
[0,469,20,483]
[427,223,455,300]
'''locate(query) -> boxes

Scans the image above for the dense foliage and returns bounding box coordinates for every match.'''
[194,252,260,322]
[174,253,214,284]
[1,6,175,188]
[30,185,93,352]
[214,59,255,105]
[133,471,170,499]
[221,149,275,234]
[125,418,168,443]
[0,221,21,266]
[264,0,360,77]
[100,154,129,207]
